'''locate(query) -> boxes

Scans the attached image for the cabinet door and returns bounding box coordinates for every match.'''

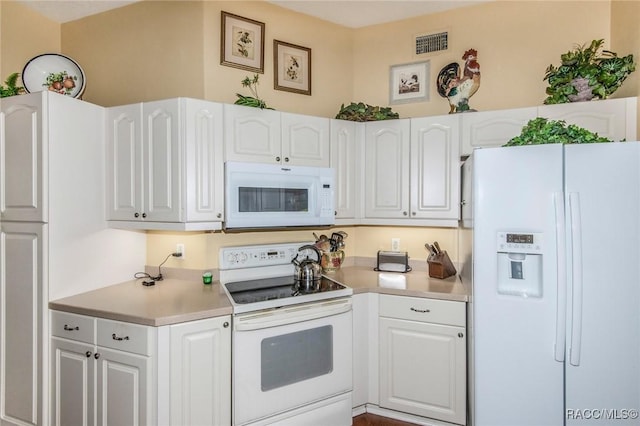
[410,115,460,220]
[538,97,635,142]
[96,347,152,426]
[143,100,182,222]
[331,120,361,220]
[364,120,410,218]
[51,338,95,426]
[0,222,45,426]
[106,103,143,221]
[379,318,466,425]
[183,99,225,222]
[281,112,330,167]
[170,316,231,426]
[223,104,281,164]
[0,92,45,222]
[460,107,537,156]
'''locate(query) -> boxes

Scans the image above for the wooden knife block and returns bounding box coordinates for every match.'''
[427,251,457,279]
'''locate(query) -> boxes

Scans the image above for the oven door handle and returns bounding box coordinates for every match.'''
[234,298,352,331]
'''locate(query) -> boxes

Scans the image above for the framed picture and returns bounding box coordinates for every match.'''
[274,40,311,95]
[220,11,265,73]
[389,61,430,104]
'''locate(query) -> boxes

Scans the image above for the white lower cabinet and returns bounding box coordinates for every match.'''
[50,312,154,426]
[51,311,232,426]
[378,295,467,425]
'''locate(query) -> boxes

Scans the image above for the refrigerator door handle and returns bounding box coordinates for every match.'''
[553,192,567,362]
[568,192,583,366]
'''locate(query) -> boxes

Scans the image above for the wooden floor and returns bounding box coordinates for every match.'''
[352,413,418,426]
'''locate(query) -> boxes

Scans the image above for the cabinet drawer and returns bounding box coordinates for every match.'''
[379,295,465,326]
[97,318,154,356]
[51,311,95,343]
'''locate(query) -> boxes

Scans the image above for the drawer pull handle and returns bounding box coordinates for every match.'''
[410,307,431,313]
[112,333,130,341]
[64,324,79,331]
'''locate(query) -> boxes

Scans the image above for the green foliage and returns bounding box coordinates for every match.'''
[0,72,25,98]
[504,117,612,146]
[234,74,273,110]
[544,39,636,104]
[335,102,399,122]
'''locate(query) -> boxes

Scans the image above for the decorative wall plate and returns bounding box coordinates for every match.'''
[22,53,86,98]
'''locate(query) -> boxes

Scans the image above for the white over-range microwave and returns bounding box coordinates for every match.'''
[224,161,335,230]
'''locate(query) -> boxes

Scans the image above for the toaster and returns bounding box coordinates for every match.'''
[375,251,412,273]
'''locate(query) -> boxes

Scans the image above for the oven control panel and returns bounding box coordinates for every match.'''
[219,242,315,270]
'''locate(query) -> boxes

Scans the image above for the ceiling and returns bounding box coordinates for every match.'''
[18,0,488,27]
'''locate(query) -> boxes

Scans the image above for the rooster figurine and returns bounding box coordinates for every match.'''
[437,49,481,113]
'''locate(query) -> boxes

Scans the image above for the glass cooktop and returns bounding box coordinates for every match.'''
[224,275,348,305]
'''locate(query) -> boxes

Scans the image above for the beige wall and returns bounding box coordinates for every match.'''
[3,0,639,271]
[0,0,60,80]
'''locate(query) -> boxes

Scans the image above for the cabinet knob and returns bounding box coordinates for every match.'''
[284,157,289,162]
[460,200,467,206]
[85,351,92,358]
[142,213,147,218]
[411,212,416,216]
[134,212,139,218]
[276,156,281,162]
[458,332,464,338]
[217,213,222,219]
[94,353,100,359]
[403,211,408,216]
[223,321,230,328]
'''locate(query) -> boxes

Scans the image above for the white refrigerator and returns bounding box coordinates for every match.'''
[469,143,640,425]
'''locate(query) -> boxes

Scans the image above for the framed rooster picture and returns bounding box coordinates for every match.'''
[389,61,430,104]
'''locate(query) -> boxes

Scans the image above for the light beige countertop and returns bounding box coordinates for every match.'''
[49,278,232,327]
[49,261,469,327]
[326,265,469,302]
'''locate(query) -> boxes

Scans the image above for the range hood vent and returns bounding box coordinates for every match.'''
[415,31,448,55]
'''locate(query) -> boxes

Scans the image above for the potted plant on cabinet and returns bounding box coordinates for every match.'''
[543,39,635,104]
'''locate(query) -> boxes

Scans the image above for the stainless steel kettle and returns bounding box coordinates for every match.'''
[291,244,323,291]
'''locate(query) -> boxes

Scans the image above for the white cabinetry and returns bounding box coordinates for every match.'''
[224,104,330,167]
[537,96,636,142]
[106,98,224,230]
[460,106,537,156]
[50,311,155,426]
[0,92,145,426]
[352,293,379,410]
[379,295,466,425]
[165,316,231,426]
[363,118,459,226]
[331,119,362,222]
[460,97,637,156]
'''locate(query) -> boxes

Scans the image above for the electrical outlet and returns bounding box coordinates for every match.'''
[176,243,185,259]
[391,238,400,252]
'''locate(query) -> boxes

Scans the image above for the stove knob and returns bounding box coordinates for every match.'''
[239,253,249,263]
[226,253,237,264]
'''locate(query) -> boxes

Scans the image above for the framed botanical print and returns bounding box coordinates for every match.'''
[273,40,311,95]
[221,11,265,73]
[389,60,430,104]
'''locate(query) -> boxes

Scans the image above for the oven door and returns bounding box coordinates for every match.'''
[232,298,353,425]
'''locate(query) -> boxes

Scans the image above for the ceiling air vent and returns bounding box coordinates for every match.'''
[415,32,448,55]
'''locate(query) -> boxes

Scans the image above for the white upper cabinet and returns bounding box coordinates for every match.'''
[410,115,460,220]
[106,98,224,230]
[537,96,637,142]
[460,107,537,156]
[364,119,411,219]
[362,118,460,227]
[224,104,330,167]
[1,93,45,222]
[331,119,361,221]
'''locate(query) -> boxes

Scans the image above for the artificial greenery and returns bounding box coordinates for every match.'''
[543,39,635,104]
[0,72,25,98]
[234,74,273,109]
[335,102,399,122]
[504,117,611,146]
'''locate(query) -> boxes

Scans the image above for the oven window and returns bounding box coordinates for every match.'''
[239,187,309,212]
[261,325,333,391]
